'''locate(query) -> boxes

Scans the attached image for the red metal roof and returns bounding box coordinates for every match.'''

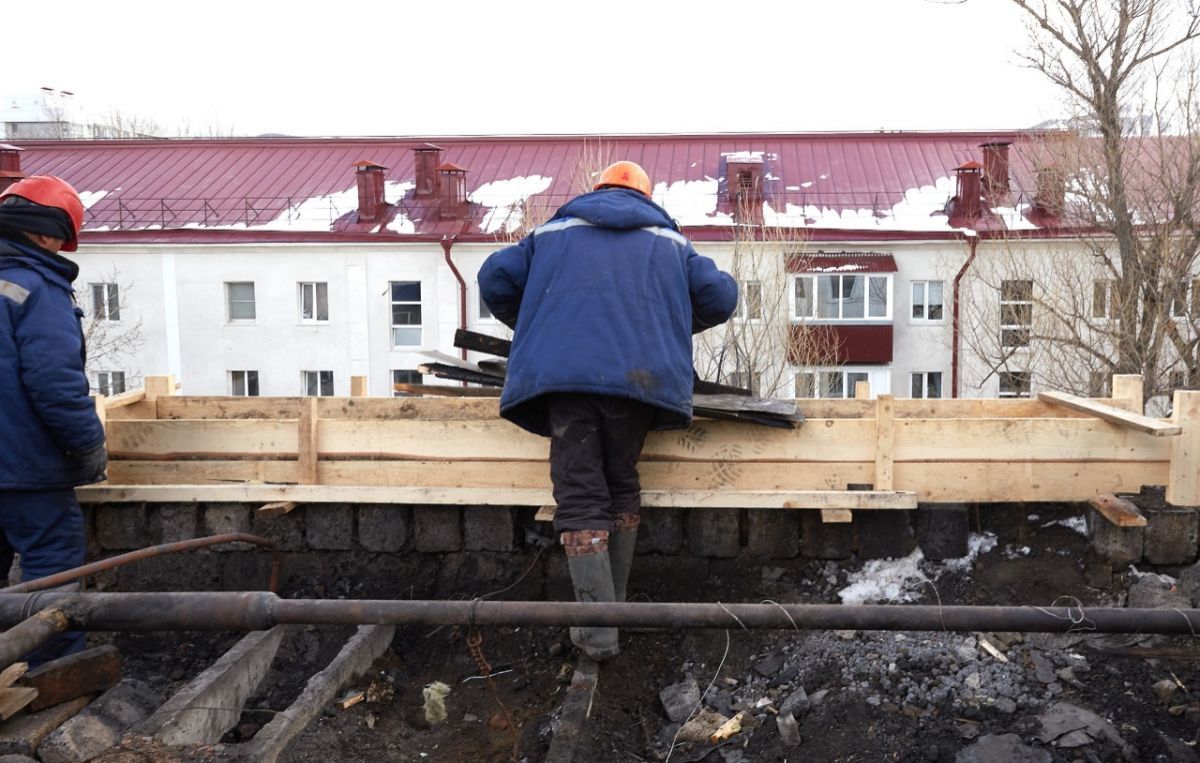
[11,131,1048,242]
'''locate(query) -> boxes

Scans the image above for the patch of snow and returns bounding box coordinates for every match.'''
[469,175,553,234]
[1002,544,1032,559]
[760,175,956,232]
[1129,565,1178,585]
[800,181,814,188]
[807,263,868,273]
[652,177,733,226]
[818,174,828,180]
[765,172,780,181]
[265,185,359,231]
[941,532,998,573]
[383,181,416,233]
[78,190,108,209]
[1041,516,1088,537]
[785,186,801,191]
[839,549,928,604]
[723,151,764,163]
[993,204,1038,231]
[1027,514,1040,522]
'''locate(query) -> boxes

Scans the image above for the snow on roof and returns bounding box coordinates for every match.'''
[468,175,553,234]
[651,177,733,227]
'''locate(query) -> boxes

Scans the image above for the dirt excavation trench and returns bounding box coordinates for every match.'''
[6,499,1200,762]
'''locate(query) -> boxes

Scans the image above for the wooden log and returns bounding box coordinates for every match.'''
[0,688,37,720]
[20,645,120,712]
[1168,390,1200,506]
[1038,391,1181,436]
[298,398,319,485]
[875,395,894,491]
[454,328,512,358]
[1087,494,1147,527]
[257,501,297,518]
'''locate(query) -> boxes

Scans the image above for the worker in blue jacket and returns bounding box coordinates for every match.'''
[0,176,107,664]
[480,161,737,660]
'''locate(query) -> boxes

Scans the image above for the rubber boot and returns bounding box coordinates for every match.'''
[610,513,640,603]
[561,530,620,661]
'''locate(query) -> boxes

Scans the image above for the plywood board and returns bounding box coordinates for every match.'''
[895,460,1167,502]
[893,418,1173,462]
[107,420,298,457]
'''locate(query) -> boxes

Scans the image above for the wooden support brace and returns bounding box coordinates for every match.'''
[874,394,894,491]
[298,397,319,486]
[821,509,853,523]
[1111,374,1144,413]
[350,376,368,398]
[257,501,297,518]
[1087,494,1147,527]
[1038,391,1181,436]
[1168,390,1200,506]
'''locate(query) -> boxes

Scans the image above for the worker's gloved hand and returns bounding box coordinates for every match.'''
[76,442,108,483]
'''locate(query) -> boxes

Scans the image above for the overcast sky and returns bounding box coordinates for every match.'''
[5,0,1064,137]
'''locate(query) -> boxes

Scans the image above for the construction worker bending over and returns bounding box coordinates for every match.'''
[479,161,737,660]
[0,176,107,664]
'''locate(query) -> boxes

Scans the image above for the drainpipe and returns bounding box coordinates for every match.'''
[441,236,467,361]
[951,232,979,398]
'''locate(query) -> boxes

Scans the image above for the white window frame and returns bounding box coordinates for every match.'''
[734,280,763,322]
[90,283,120,322]
[999,279,1033,349]
[794,367,886,399]
[790,273,892,322]
[390,281,423,348]
[476,282,497,323]
[229,370,259,397]
[392,369,424,396]
[909,371,943,399]
[298,281,329,323]
[95,371,126,396]
[910,280,944,323]
[301,370,334,397]
[225,282,256,323]
[998,370,1032,398]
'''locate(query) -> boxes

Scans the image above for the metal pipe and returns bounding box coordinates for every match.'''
[440,236,468,362]
[0,533,281,594]
[0,608,68,666]
[0,593,1197,635]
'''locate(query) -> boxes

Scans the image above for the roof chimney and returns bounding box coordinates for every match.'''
[0,144,25,195]
[980,141,1011,196]
[952,161,983,220]
[414,144,442,197]
[1034,165,1066,217]
[726,153,764,223]
[438,163,468,219]
[354,160,388,222]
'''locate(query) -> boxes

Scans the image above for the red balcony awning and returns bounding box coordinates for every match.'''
[787,251,898,273]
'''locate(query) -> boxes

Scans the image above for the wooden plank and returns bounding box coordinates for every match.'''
[419,351,505,379]
[107,420,299,457]
[156,396,503,421]
[144,375,176,401]
[20,645,120,712]
[102,388,147,411]
[534,505,556,521]
[419,363,506,387]
[454,328,512,357]
[108,460,300,485]
[821,509,852,523]
[104,399,157,421]
[894,460,1167,502]
[257,501,297,518]
[1111,374,1144,413]
[349,376,368,398]
[0,664,26,691]
[692,395,800,419]
[854,381,871,400]
[875,395,894,490]
[0,688,35,721]
[781,491,916,510]
[1087,494,1147,527]
[1038,391,1181,436]
[693,378,752,396]
[393,383,500,397]
[0,696,91,755]
[893,418,1174,462]
[1168,390,1200,506]
[94,395,107,440]
[298,398,319,485]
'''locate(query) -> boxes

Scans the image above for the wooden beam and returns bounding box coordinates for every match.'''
[20,644,121,712]
[0,664,27,691]
[257,501,297,518]
[107,419,299,457]
[393,383,500,397]
[1168,390,1200,506]
[534,505,556,522]
[298,398,319,485]
[893,418,1173,461]
[1111,374,1144,413]
[875,395,894,490]
[1038,391,1181,436]
[0,688,37,720]
[821,508,852,523]
[144,375,176,401]
[854,381,871,400]
[349,376,368,398]
[1087,494,1147,527]
[454,328,512,358]
[102,388,147,411]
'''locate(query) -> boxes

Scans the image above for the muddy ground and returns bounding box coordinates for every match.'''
[106,504,1200,762]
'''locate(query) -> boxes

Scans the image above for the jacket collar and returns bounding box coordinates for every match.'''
[0,234,79,291]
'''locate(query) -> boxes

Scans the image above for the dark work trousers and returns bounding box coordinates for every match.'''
[0,489,87,665]
[546,394,656,534]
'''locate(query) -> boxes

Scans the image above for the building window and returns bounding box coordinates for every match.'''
[1091,280,1108,319]
[795,369,870,399]
[477,285,494,321]
[735,281,762,321]
[226,282,256,322]
[998,370,1031,398]
[392,369,423,396]
[302,370,334,397]
[1000,280,1033,348]
[95,371,125,396]
[390,281,422,347]
[90,283,120,321]
[911,281,943,321]
[910,372,943,399]
[793,274,890,321]
[299,282,329,322]
[230,370,259,397]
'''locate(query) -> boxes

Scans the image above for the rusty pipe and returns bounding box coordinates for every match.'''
[1,533,281,594]
[0,593,1197,635]
[441,236,468,362]
[0,608,69,667]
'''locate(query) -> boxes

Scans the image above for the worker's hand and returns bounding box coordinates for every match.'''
[77,442,108,483]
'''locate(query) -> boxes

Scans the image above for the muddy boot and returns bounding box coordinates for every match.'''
[561,530,620,661]
[610,513,640,603]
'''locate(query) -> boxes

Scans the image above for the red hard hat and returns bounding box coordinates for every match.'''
[594,161,652,197]
[0,176,85,252]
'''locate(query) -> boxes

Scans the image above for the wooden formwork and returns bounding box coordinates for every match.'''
[78,374,1200,513]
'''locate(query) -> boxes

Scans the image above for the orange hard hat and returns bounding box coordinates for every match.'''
[594,161,652,197]
[0,175,85,252]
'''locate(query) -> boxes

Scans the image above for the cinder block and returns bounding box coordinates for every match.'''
[1144,505,1200,565]
[357,505,408,552]
[635,508,683,555]
[856,510,916,560]
[686,509,740,558]
[201,504,253,551]
[249,508,304,552]
[1087,509,1144,568]
[916,504,970,561]
[800,512,853,560]
[412,506,462,553]
[95,504,151,550]
[745,510,800,558]
[148,504,199,544]
[463,507,514,552]
[304,504,353,551]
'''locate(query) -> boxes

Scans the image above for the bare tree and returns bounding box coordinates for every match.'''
[80,268,145,394]
[959,0,1200,408]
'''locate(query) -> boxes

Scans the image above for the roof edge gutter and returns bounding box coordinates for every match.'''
[441,236,467,362]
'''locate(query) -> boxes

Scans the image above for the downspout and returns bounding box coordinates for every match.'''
[951,232,979,398]
[440,236,467,361]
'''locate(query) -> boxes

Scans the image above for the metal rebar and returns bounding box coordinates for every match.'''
[1,533,281,594]
[0,608,68,666]
[0,593,1196,635]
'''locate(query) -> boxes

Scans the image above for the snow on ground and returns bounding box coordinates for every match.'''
[838,532,998,604]
[1041,516,1089,537]
[469,176,553,234]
